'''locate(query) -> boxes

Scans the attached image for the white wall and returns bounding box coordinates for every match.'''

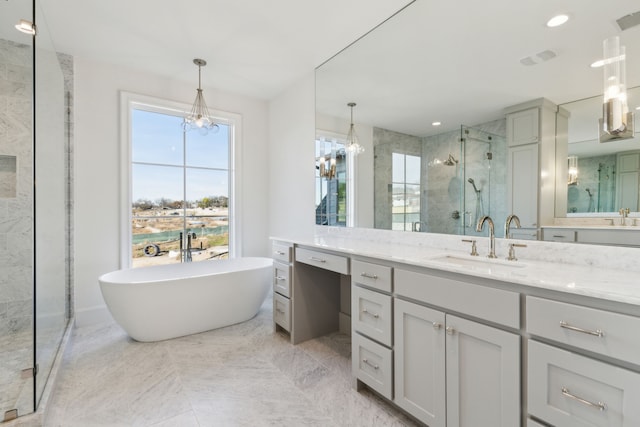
[74,57,269,326]
[267,72,316,240]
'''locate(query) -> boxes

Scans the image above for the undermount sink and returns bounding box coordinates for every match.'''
[429,255,525,274]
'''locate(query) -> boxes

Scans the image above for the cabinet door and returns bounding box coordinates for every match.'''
[446,315,520,427]
[394,299,446,427]
[507,107,539,146]
[507,143,539,228]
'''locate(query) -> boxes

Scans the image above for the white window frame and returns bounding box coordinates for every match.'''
[119,91,242,268]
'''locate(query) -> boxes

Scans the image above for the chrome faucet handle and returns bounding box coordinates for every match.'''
[506,243,527,261]
[462,239,478,256]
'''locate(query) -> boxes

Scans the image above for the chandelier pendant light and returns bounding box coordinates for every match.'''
[184,58,219,135]
[346,102,364,155]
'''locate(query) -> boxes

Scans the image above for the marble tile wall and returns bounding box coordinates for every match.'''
[0,37,34,345]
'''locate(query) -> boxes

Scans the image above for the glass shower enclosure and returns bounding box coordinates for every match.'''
[1,0,70,421]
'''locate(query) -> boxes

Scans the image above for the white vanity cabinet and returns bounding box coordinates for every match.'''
[272,241,293,333]
[505,99,564,236]
[394,269,521,427]
[526,296,640,426]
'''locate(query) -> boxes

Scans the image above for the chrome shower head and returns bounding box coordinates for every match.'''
[443,154,458,166]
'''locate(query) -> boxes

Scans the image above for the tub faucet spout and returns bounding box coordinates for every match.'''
[476,215,497,258]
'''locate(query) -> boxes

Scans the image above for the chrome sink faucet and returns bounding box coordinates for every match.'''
[476,215,497,258]
[504,214,521,239]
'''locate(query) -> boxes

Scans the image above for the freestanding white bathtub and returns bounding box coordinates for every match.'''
[99,257,272,342]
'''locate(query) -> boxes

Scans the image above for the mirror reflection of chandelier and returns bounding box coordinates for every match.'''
[599,36,634,142]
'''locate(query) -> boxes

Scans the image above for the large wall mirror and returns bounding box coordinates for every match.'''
[315,0,640,243]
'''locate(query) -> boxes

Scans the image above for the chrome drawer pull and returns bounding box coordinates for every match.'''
[275,251,285,256]
[561,387,607,411]
[309,256,326,263]
[362,308,379,319]
[275,276,286,281]
[432,322,442,330]
[362,358,379,370]
[559,321,604,337]
[446,327,455,335]
[360,272,379,279]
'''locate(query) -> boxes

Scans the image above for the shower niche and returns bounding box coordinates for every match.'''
[374,123,507,237]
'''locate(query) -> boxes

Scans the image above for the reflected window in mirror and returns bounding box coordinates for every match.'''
[315,136,353,226]
[391,152,421,231]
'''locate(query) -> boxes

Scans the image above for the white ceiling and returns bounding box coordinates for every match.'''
[27,0,412,100]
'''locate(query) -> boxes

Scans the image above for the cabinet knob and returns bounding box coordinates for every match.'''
[446,326,455,335]
[432,322,442,330]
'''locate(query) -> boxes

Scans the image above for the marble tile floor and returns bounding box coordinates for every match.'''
[44,296,419,427]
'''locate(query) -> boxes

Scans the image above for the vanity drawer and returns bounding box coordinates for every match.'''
[295,247,349,275]
[352,332,393,400]
[527,296,640,365]
[273,262,291,298]
[528,340,640,427]
[542,228,576,242]
[272,242,292,263]
[352,285,392,346]
[395,269,520,329]
[273,293,290,332]
[351,260,392,293]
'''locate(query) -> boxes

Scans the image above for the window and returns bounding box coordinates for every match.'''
[392,152,421,231]
[121,94,239,268]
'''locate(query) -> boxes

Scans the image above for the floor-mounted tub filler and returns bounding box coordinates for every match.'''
[99,257,272,342]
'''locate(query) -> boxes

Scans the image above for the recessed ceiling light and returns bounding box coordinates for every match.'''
[432,122,441,126]
[546,14,569,28]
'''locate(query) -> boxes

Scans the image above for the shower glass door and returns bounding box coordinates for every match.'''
[34,0,69,408]
[460,125,507,238]
[0,0,35,420]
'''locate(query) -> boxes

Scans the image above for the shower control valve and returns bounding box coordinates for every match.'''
[461,239,479,256]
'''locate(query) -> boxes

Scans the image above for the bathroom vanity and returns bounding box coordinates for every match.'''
[271,232,640,427]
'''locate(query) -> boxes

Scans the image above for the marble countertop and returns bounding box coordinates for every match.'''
[543,225,640,230]
[273,235,640,309]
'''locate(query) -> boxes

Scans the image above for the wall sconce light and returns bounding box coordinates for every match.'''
[599,36,634,142]
[318,141,337,180]
[568,155,578,185]
[15,19,36,35]
[184,58,219,135]
[345,102,364,155]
